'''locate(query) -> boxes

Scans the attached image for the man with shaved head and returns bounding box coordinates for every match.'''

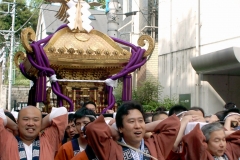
[0,105,68,160]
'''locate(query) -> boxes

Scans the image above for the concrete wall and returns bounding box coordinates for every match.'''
[0,85,7,109]
[158,0,240,114]
[0,85,29,109]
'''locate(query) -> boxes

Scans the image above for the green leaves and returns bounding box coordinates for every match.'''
[114,80,178,112]
[0,0,39,48]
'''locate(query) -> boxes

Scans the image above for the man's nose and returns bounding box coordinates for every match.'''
[219,141,224,147]
[70,127,74,132]
[27,119,34,125]
[134,121,141,128]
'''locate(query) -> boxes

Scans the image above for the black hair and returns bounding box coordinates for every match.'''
[152,111,168,121]
[189,106,205,117]
[68,113,75,123]
[74,107,96,124]
[168,105,188,116]
[116,101,145,129]
[4,111,16,123]
[224,102,236,110]
[82,101,96,108]
[214,110,225,121]
[144,112,153,123]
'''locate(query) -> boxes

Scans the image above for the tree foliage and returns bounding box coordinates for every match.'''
[0,0,39,84]
[114,80,178,112]
[0,0,39,48]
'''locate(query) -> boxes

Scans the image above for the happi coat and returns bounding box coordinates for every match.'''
[85,115,180,160]
[55,139,81,160]
[0,114,67,160]
[182,124,240,160]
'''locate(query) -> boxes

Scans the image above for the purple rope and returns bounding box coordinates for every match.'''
[101,38,147,113]
[20,23,147,113]
[123,49,138,71]
[122,75,132,101]
[112,49,145,80]
[111,36,138,52]
[20,24,74,111]
[19,63,35,81]
[102,87,114,113]
[52,82,73,108]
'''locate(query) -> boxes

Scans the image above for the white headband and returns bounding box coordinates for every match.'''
[223,113,240,121]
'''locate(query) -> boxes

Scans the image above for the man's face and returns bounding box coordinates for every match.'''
[145,116,152,124]
[75,117,91,138]
[85,104,96,113]
[207,130,226,157]
[65,121,77,139]
[119,109,146,148]
[18,106,42,141]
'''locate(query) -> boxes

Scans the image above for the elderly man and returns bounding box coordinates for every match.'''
[0,106,67,160]
[182,122,240,159]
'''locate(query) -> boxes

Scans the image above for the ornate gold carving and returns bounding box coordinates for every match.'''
[76,49,84,54]
[104,50,110,55]
[57,68,113,80]
[113,51,119,55]
[137,35,155,57]
[59,82,105,88]
[44,28,131,68]
[68,48,75,54]
[48,47,56,53]
[75,33,90,42]
[86,49,93,54]
[14,51,26,68]
[95,49,102,55]
[58,47,66,54]
[21,27,36,53]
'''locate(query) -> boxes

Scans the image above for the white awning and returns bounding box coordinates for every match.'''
[191,47,240,75]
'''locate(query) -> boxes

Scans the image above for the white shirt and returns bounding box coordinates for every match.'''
[23,143,32,160]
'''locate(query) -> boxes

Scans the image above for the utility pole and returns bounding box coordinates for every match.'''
[0,1,16,110]
[7,0,15,110]
[107,0,119,37]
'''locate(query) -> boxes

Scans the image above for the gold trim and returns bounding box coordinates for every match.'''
[137,35,155,57]
[44,28,131,64]
[14,51,26,68]
[21,27,36,53]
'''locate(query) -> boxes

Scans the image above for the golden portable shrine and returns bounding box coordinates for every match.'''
[14,0,155,113]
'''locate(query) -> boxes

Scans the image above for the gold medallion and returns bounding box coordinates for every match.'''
[75,33,90,42]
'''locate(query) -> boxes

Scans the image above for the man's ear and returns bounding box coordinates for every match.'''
[118,127,123,133]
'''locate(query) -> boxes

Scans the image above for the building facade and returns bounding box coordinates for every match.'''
[158,0,240,114]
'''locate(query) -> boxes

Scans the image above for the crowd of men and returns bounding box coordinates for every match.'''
[0,101,240,160]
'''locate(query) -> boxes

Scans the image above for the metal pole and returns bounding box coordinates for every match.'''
[7,0,15,110]
[107,0,119,37]
[195,0,201,107]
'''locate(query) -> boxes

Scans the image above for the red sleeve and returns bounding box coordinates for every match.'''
[0,118,19,159]
[182,124,209,160]
[0,118,10,151]
[41,114,68,152]
[225,130,240,159]
[148,115,181,159]
[85,115,123,160]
